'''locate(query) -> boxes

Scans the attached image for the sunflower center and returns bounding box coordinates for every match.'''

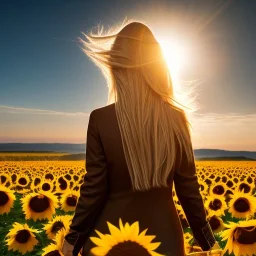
[73,175,79,181]
[64,174,72,180]
[234,198,250,212]
[44,250,62,256]
[16,230,30,243]
[0,191,9,206]
[67,195,77,207]
[226,180,233,188]
[205,178,212,185]
[51,221,64,234]
[209,216,221,231]
[247,177,253,183]
[42,183,51,191]
[235,226,256,244]
[0,175,7,183]
[106,240,151,256]
[45,173,54,180]
[213,185,225,195]
[19,177,27,185]
[226,190,233,196]
[222,176,227,183]
[209,199,222,211]
[58,177,67,190]
[34,178,41,186]
[239,183,250,193]
[215,177,221,182]
[11,174,17,183]
[29,195,50,212]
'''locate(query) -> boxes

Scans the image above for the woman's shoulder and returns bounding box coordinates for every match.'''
[91,103,115,115]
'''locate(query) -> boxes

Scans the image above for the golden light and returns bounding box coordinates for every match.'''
[158,37,189,88]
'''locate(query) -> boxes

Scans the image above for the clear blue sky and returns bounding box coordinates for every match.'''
[0,0,255,150]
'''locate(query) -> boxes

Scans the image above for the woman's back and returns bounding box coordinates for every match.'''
[64,103,217,256]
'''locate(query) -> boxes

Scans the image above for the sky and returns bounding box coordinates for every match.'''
[0,0,255,151]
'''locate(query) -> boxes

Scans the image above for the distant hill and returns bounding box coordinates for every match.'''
[0,143,85,153]
[197,156,256,161]
[1,153,255,161]
[0,143,255,160]
[194,149,256,160]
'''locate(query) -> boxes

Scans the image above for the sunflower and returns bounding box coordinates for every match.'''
[42,227,70,256]
[5,222,39,254]
[0,184,16,214]
[220,219,256,256]
[207,214,225,233]
[89,218,164,256]
[57,176,70,192]
[184,244,203,255]
[42,227,67,256]
[205,195,228,217]
[183,232,193,245]
[43,215,72,240]
[175,202,187,220]
[39,179,54,193]
[60,189,80,212]
[16,174,30,188]
[21,190,58,220]
[209,181,228,196]
[42,243,65,256]
[10,173,18,183]
[0,173,10,186]
[198,180,208,197]
[30,176,42,191]
[226,179,235,189]
[43,227,83,256]
[228,191,256,219]
[45,172,54,181]
[235,181,254,194]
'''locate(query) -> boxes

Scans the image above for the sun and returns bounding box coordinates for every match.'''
[158,37,188,86]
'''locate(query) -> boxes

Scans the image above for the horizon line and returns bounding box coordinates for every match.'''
[0,142,255,152]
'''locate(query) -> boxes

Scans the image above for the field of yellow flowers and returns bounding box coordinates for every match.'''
[0,160,256,256]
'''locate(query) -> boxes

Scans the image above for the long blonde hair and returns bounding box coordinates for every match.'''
[78,18,197,191]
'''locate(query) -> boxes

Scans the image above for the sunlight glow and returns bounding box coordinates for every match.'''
[158,37,189,90]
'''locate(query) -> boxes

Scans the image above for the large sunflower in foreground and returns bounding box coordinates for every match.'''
[0,184,16,214]
[43,215,72,239]
[228,191,256,219]
[5,222,39,254]
[220,219,256,256]
[89,218,163,256]
[21,190,58,220]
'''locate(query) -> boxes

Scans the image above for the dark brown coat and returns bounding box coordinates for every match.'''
[64,103,216,256]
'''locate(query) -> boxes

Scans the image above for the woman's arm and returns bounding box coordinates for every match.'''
[64,110,109,255]
[173,139,217,251]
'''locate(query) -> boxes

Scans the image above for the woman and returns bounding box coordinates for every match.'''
[61,19,221,256]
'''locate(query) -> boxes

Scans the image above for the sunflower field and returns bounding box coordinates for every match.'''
[0,160,256,256]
